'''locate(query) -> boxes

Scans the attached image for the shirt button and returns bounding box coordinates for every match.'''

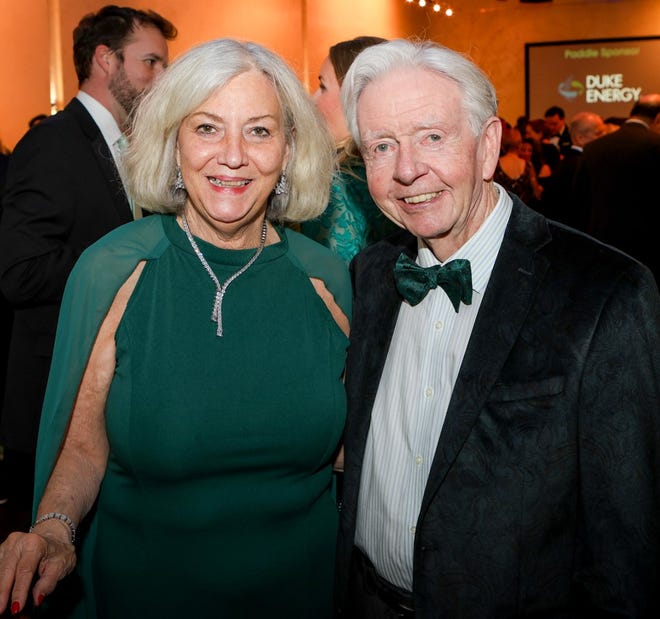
[425,387,433,398]
[415,455,423,466]
[409,526,416,534]
[435,320,443,330]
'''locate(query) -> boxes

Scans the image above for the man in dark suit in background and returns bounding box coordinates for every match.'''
[573,94,660,283]
[541,109,606,230]
[335,39,660,618]
[0,5,176,518]
[544,104,573,158]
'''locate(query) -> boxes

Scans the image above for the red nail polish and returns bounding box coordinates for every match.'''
[10,600,21,615]
[37,594,45,606]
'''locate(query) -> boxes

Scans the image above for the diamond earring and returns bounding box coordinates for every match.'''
[274,172,289,196]
[174,167,185,191]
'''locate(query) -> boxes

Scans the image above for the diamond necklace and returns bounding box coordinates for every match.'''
[181,213,268,337]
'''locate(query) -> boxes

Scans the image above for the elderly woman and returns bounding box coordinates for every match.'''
[0,39,350,618]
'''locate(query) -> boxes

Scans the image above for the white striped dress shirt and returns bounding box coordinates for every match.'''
[354,186,513,591]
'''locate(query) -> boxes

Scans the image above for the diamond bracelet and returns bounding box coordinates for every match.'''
[29,512,77,544]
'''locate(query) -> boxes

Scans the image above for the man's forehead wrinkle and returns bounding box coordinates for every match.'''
[359,93,441,141]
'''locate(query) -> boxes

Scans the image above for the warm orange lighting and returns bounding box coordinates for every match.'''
[445,7,453,15]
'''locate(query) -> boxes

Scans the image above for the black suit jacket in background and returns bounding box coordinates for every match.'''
[540,146,589,231]
[0,97,132,454]
[336,196,660,618]
[557,124,573,158]
[573,121,660,283]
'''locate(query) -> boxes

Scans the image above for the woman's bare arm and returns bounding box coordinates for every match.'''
[309,277,350,338]
[309,276,349,473]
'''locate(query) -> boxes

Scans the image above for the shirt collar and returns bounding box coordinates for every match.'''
[417,183,512,295]
[625,118,650,129]
[76,90,123,151]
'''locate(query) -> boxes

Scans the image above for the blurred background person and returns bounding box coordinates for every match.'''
[516,133,553,215]
[0,5,176,528]
[604,116,626,134]
[570,111,607,147]
[524,117,560,176]
[544,104,573,157]
[515,115,528,143]
[541,110,606,229]
[301,35,397,263]
[0,38,350,619]
[573,95,660,283]
[641,93,660,133]
[494,127,543,209]
[518,137,551,181]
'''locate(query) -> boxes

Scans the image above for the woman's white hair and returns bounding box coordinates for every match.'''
[341,39,498,145]
[124,38,335,222]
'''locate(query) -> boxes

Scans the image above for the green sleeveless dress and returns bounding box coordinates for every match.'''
[34,214,351,618]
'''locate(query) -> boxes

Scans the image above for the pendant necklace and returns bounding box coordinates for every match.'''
[181,213,268,337]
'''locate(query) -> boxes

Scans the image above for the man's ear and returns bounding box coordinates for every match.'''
[480,116,503,181]
[93,45,114,77]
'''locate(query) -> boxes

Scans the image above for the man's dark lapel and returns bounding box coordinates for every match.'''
[420,197,552,513]
[66,98,132,220]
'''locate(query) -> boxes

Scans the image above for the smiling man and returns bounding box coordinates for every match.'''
[335,39,660,618]
[0,5,176,520]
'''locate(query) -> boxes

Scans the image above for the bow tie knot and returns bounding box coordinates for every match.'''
[393,252,473,312]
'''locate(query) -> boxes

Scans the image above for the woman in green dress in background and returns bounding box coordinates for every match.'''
[301,36,398,263]
[0,39,350,619]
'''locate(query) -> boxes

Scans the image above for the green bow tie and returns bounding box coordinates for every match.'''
[393,252,473,312]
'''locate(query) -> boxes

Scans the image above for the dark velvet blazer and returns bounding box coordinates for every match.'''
[336,196,660,618]
[0,97,132,454]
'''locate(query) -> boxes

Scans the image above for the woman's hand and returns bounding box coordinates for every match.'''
[0,528,76,615]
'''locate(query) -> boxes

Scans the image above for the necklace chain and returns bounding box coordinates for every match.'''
[181,214,268,337]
